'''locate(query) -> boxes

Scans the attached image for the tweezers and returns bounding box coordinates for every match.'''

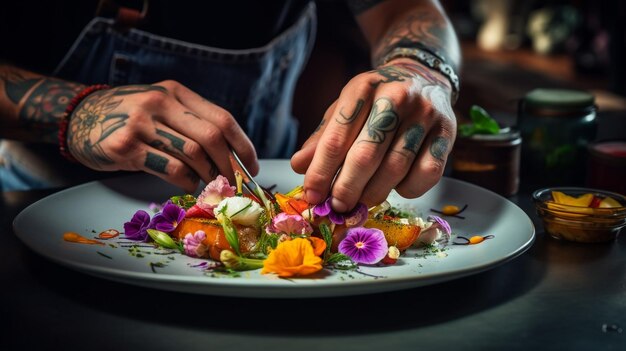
[229,147,274,204]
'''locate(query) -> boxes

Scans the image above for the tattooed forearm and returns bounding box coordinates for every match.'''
[373,7,460,70]
[363,97,398,144]
[0,67,84,142]
[430,136,449,160]
[337,98,365,124]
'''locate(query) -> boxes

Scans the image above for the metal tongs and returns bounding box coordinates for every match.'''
[229,147,275,215]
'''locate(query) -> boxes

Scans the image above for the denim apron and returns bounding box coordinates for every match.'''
[0,2,316,190]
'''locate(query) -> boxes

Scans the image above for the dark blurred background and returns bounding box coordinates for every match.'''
[294,0,626,146]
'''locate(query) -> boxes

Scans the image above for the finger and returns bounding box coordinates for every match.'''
[138,146,201,193]
[360,121,428,207]
[291,100,338,174]
[302,79,374,205]
[141,122,220,185]
[151,94,237,184]
[395,122,455,199]
[329,96,400,212]
[156,80,259,176]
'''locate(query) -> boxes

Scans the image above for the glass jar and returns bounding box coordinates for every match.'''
[451,127,521,196]
[586,140,626,195]
[518,88,597,188]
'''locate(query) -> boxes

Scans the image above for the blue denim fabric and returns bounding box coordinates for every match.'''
[0,143,50,191]
[1,3,316,191]
[54,2,316,158]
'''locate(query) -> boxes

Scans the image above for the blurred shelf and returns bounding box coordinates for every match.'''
[456,40,623,119]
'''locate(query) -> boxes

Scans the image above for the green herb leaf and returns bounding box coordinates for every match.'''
[459,105,500,136]
[319,223,333,262]
[146,229,179,250]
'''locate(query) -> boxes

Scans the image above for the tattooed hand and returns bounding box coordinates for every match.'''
[67,80,258,193]
[291,58,456,212]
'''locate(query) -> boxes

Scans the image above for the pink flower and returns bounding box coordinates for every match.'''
[183,230,207,258]
[196,175,236,216]
[266,213,313,236]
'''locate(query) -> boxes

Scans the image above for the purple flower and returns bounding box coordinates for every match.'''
[427,215,451,235]
[183,230,207,258]
[313,197,368,227]
[123,210,151,241]
[150,203,186,233]
[338,227,388,264]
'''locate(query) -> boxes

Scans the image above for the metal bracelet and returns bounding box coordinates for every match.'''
[380,47,460,104]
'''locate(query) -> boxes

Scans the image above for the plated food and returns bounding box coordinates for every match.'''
[119,173,452,278]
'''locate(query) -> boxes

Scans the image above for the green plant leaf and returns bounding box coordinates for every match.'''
[459,105,500,136]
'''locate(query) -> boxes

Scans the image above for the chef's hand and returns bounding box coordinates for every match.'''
[291,59,456,212]
[67,80,258,193]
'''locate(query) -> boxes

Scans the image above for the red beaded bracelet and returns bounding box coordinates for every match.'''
[58,84,111,162]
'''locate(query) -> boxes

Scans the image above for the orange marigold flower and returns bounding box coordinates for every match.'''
[261,238,323,277]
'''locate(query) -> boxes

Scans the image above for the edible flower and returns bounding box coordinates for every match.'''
[150,202,186,233]
[313,197,368,227]
[123,210,152,241]
[196,175,236,216]
[266,213,313,236]
[414,215,451,246]
[338,227,388,265]
[261,238,323,277]
[183,230,208,258]
[427,215,451,235]
[216,196,264,226]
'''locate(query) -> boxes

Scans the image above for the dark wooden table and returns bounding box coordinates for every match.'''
[2,182,624,351]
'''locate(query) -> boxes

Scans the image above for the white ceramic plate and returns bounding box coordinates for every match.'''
[14,160,534,298]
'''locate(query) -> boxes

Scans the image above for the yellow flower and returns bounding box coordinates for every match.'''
[261,238,323,277]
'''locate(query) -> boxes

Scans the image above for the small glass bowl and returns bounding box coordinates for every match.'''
[533,187,626,243]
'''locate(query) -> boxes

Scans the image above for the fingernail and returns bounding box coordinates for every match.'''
[306,190,323,204]
[331,197,348,213]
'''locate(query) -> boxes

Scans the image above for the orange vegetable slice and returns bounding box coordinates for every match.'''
[363,218,421,251]
[171,217,260,261]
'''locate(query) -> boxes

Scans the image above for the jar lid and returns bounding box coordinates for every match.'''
[463,127,522,143]
[588,140,626,167]
[524,88,595,109]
